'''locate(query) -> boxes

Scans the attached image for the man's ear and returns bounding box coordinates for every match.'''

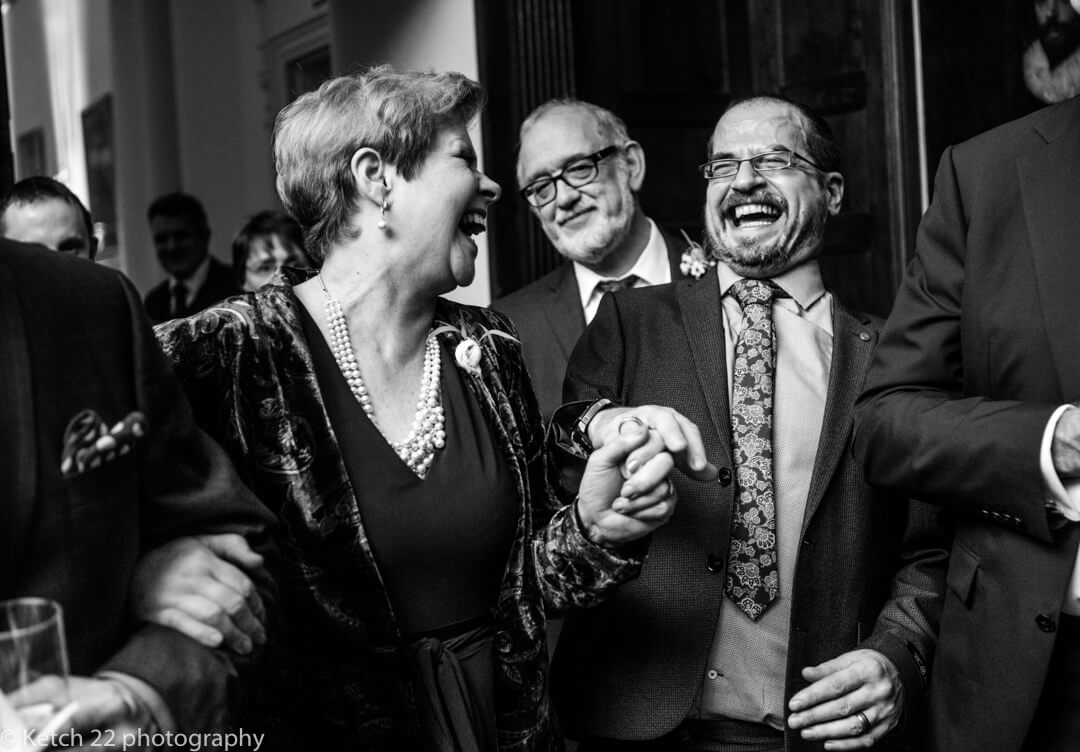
[349,147,389,206]
[622,141,646,192]
[824,172,844,216]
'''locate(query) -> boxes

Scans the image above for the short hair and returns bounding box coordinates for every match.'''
[273,65,484,262]
[719,95,841,172]
[0,176,93,240]
[147,191,209,228]
[231,210,309,286]
[516,98,633,183]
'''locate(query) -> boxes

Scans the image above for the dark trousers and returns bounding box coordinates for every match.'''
[576,719,784,752]
[1021,613,1080,751]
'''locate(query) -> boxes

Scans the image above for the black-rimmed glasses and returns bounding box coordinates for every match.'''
[699,150,823,180]
[519,145,619,207]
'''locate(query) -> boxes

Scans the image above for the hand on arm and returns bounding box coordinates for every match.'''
[131,534,266,655]
[786,649,904,750]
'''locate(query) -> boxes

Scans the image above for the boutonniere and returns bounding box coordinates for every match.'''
[678,230,716,280]
[432,323,519,377]
[60,409,146,478]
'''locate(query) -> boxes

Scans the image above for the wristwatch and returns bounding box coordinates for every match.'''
[571,398,616,451]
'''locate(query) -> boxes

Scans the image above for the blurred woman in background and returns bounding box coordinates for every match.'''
[230,209,310,291]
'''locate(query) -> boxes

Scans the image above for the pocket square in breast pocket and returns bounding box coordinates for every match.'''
[60,409,146,478]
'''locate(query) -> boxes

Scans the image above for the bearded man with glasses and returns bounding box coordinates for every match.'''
[544,95,949,751]
[492,99,695,422]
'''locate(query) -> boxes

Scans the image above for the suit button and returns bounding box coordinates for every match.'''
[1036,614,1057,633]
[717,467,732,486]
[858,332,871,342]
[707,553,724,573]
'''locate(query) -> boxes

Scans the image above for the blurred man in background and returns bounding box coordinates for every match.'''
[0,176,97,260]
[143,192,238,322]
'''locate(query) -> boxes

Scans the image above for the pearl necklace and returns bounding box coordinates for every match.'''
[319,276,446,477]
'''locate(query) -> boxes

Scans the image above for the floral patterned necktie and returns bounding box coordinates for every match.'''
[725,278,782,620]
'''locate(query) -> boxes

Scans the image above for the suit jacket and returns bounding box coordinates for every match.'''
[154,268,646,751]
[144,255,239,323]
[0,241,274,733]
[492,225,692,422]
[853,96,1080,752]
[550,272,948,751]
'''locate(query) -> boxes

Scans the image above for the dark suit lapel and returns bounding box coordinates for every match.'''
[678,272,732,451]
[543,263,587,358]
[0,264,38,593]
[799,302,874,538]
[1022,103,1080,397]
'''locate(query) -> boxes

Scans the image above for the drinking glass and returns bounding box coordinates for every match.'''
[0,597,69,727]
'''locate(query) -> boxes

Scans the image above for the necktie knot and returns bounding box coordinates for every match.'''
[730,278,782,310]
[595,274,639,296]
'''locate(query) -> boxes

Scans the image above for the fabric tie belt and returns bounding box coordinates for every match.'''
[410,617,496,752]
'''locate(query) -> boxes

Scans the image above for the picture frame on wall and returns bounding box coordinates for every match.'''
[82,93,118,255]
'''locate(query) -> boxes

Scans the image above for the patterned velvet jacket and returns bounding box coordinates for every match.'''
[154,270,643,751]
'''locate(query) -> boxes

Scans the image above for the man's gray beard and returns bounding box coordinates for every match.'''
[546,175,635,266]
[704,197,828,275]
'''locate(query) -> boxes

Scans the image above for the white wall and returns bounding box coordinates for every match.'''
[5,1,56,175]
[168,0,278,276]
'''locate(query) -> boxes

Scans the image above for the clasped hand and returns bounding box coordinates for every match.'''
[129,404,717,647]
[575,405,718,548]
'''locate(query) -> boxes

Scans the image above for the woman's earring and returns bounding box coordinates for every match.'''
[377,199,388,230]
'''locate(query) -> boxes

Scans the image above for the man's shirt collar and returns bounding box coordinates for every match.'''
[574,217,669,313]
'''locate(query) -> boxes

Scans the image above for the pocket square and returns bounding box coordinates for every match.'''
[60,409,146,478]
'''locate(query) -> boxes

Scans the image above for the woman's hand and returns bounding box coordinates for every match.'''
[131,534,266,655]
[576,414,712,547]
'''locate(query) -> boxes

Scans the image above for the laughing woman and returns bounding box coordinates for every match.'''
[153,67,693,751]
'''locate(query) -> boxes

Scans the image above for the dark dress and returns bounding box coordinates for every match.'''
[301,305,517,749]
